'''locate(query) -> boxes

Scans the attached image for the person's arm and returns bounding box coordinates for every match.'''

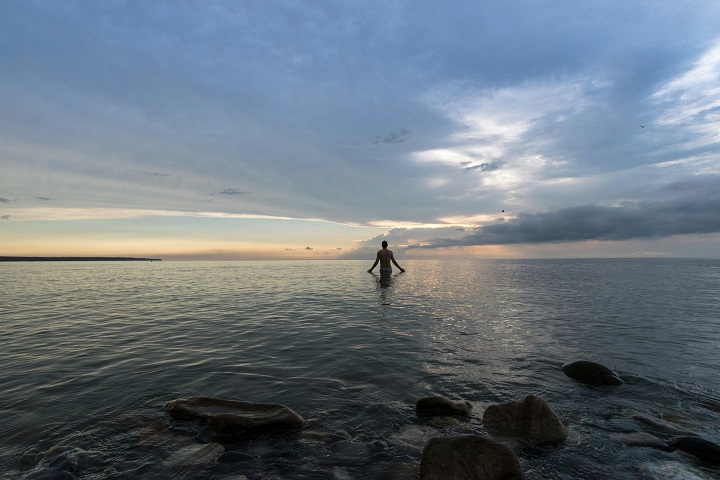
[368,253,380,273]
[390,253,405,273]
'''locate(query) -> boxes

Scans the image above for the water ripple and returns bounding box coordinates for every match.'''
[1,259,719,479]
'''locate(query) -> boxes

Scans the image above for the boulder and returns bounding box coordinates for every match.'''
[420,435,524,480]
[482,395,567,444]
[667,436,720,465]
[164,396,304,438]
[561,361,623,386]
[416,396,472,417]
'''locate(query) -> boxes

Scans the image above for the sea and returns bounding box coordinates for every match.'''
[1,258,719,479]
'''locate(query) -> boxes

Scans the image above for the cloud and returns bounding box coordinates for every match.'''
[0,207,344,223]
[410,176,720,248]
[209,189,251,196]
[661,175,720,194]
[0,198,10,203]
[1,215,10,220]
[305,246,313,250]
[356,227,472,250]
[2,2,720,258]
[463,162,505,173]
[638,39,720,160]
[34,197,52,201]
[372,129,412,145]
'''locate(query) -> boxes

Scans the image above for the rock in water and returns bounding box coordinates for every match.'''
[168,442,225,478]
[164,396,304,438]
[420,435,525,480]
[610,432,667,449]
[561,360,623,386]
[667,436,720,465]
[631,414,698,436]
[416,396,472,417]
[482,395,567,444]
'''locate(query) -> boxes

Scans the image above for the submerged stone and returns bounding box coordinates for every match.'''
[562,360,623,386]
[610,432,668,449]
[167,442,224,476]
[631,414,698,436]
[416,396,472,417]
[164,396,304,438]
[667,436,720,465]
[420,435,525,480]
[24,446,106,479]
[138,419,168,440]
[391,425,442,450]
[482,394,567,444]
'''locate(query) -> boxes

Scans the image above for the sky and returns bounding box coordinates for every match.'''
[1,0,719,260]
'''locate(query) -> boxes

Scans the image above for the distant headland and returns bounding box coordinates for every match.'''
[0,256,162,262]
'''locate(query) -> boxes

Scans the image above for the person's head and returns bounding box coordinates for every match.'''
[381,240,388,248]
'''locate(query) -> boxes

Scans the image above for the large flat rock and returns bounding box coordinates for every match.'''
[164,396,304,438]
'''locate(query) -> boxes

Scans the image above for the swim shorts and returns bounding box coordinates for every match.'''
[379,267,392,275]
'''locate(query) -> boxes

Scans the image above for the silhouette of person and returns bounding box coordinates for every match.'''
[368,240,405,275]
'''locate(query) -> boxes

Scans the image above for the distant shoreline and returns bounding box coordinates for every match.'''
[0,256,162,262]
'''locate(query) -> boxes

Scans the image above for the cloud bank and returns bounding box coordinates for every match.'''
[411,176,720,248]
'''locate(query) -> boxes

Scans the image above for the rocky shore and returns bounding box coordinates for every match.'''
[19,360,720,479]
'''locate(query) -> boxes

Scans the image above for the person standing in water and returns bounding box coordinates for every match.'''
[368,240,405,275]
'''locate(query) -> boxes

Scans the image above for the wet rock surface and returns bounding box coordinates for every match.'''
[416,396,472,417]
[610,432,668,449]
[562,360,623,386]
[164,396,305,438]
[420,435,525,480]
[667,436,720,465]
[482,394,567,444]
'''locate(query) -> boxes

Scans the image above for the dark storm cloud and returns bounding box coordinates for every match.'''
[0,197,10,203]
[412,176,720,248]
[661,176,720,194]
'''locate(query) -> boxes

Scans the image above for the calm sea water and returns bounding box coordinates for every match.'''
[1,259,719,479]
